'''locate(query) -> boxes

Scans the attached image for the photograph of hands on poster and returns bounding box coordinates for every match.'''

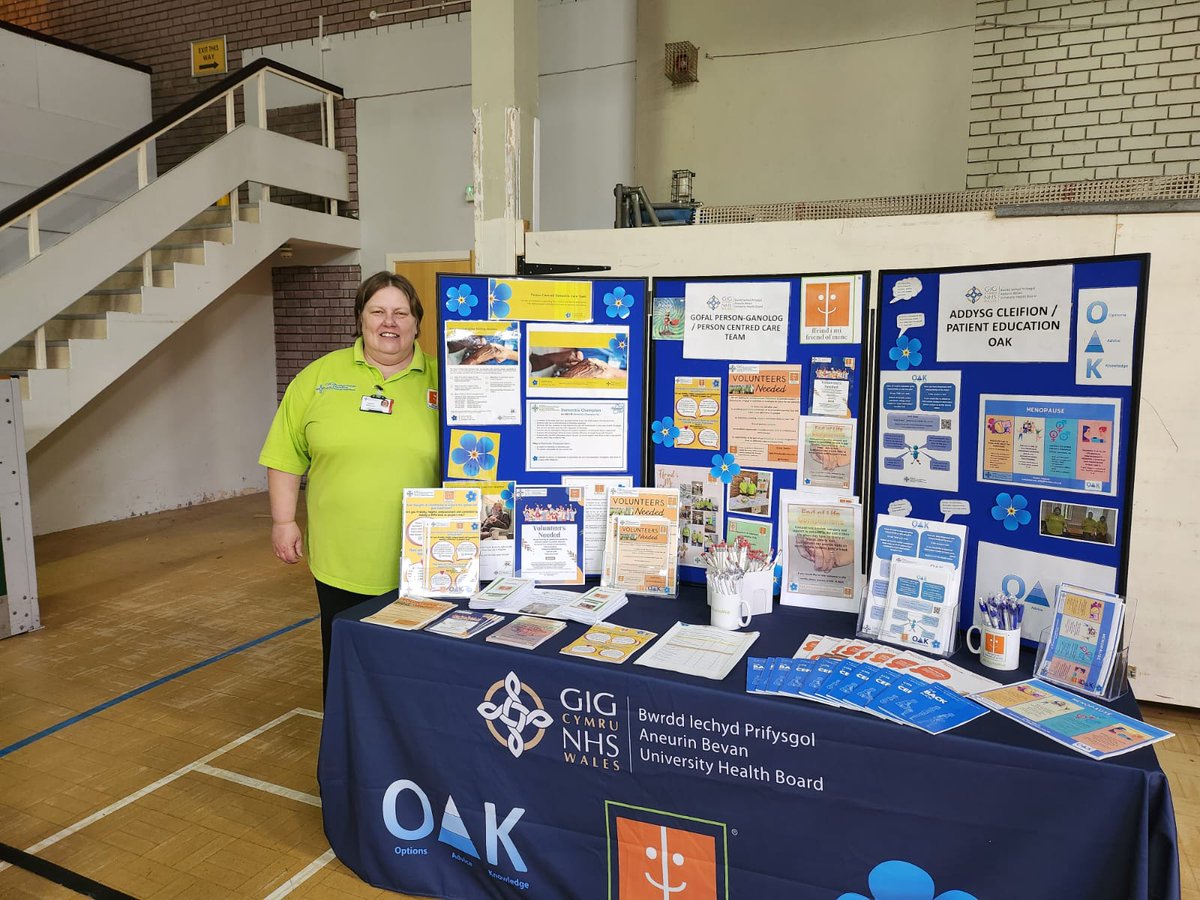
[444,322,521,426]
[527,324,629,398]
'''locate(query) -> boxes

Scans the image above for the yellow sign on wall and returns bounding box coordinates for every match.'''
[190,36,227,77]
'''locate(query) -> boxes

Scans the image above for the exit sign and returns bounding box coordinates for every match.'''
[190,36,227,77]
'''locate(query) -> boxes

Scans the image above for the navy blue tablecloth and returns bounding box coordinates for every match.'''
[318,589,1180,900]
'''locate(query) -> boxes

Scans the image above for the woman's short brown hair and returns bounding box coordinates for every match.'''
[354,271,424,337]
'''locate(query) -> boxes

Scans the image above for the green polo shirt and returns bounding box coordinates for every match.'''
[259,339,440,594]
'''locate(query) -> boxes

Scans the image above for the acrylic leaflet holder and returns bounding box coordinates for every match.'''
[1034,626,1131,702]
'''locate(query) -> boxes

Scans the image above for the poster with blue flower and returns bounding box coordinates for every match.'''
[487,278,593,322]
[446,430,500,481]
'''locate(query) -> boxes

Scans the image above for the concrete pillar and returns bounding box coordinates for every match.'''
[471,0,538,274]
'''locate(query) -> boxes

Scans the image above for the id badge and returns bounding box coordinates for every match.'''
[361,395,393,414]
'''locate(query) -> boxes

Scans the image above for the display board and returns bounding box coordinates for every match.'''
[649,273,871,584]
[437,274,648,487]
[869,255,1149,640]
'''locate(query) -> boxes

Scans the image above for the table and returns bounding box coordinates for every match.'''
[318,588,1180,899]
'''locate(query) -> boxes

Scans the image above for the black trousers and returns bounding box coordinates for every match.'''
[314,579,375,699]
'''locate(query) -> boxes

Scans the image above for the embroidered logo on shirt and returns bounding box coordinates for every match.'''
[316,382,356,394]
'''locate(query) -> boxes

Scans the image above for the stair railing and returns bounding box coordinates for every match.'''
[0,57,345,369]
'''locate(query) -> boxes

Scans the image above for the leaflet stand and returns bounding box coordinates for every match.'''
[855,595,961,659]
[1033,594,1137,702]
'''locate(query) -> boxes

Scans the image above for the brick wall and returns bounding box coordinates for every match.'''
[970,0,1200,187]
[272,265,363,399]
[6,0,460,385]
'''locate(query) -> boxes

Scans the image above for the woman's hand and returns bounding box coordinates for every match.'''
[272,520,304,564]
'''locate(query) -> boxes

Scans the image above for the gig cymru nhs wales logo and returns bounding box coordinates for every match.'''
[477,671,553,758]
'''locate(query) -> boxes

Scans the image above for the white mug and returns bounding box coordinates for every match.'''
[739,569,774,617]
[966,624,1021,671]
[710,588,751,630]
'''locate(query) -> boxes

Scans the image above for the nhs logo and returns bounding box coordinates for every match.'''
[382,779,528,873]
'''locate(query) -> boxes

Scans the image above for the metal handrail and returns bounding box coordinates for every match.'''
[0,57,344,234]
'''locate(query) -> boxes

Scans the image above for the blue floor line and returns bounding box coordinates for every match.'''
[0,615,318,760]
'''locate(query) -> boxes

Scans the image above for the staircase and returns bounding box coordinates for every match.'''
[0,59,360,448]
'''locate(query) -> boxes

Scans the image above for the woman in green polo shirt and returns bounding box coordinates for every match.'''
[259,271,440,697]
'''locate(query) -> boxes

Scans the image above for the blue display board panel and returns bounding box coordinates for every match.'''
[869,255,1149,639]
[650,273,871,584]
[437,273,648,486]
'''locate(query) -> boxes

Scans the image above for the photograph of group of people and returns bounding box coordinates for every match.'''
[1039,500,1116,546]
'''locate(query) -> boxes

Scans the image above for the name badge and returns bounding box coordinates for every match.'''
[361,395,393,414]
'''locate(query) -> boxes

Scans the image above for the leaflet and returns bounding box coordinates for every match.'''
[672,376,722,450]
[878,370,961,493]
[471,576,534,610]
[445,479,515,581]
[559,622,657,664]
[807,357,856,418]
[443,321,521,426]
[1035,583,1125,696]
[526,400,628,472]
[422,518,481,599]
[424,610,504,639]
[634,622,760,681]
[513,485,585,585]
[608,516,679,597]
[487,277,592,322]
[602,487,682,590]
[486,615,568,650]
[558,586,628,624]
[561,476,633,575]
[400,488,482,598]
[726,364,803,468]
[778,490,862,613]
[978,394,1120,496]
[526,324,629,398]
[361,595,456,631]
[973,679,1173,759]
[863,515,967,638]
[879,556,958,655]
[797,416,857,495]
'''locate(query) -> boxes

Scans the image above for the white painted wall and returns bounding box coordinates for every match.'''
[245,0,636,270]
[27,266,277,535]
[527,212,1200,708]
[0,28,153,273]
[634,0,975,205]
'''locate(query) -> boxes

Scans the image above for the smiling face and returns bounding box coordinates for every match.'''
[360,285,417,370]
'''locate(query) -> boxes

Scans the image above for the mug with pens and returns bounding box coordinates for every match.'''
[698,540,779,627]
[967,593,1024,671]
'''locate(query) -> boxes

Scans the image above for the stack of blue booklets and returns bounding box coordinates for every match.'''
[746,656,988,735]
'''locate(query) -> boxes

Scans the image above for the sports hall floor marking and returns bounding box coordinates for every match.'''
[0,708,335,898]
[0,615,319,760]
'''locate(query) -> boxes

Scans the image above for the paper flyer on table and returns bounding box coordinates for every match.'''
[487,277,592,322]
[972,679,1172,760]
[655,464,723,568]
[361,595,456,631]
[607,516,679,597]
[400,488,482,598]
[978,394,1120,496]
[424,610,504,639]
[634,622,760,681]
[672,376,723,450]
[526,324,629,398]
[878,370,961,493]
[486,615,568,650]
[797,415,856,495]
[682,281,790,362]
[559,622,657,664]
[513,485,585,585]
[1035,583,1125,696]
[863,515,966,637]
[526,400,628,472]
[446,480,514,581]
[726,364,803,467]
[444,321,521,426]
[799,274,862,344]
[879,556,957,654]
[778,490,862,613]
[560,476,633,575]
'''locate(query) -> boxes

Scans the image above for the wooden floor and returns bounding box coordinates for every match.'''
[0,493,1194,898]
